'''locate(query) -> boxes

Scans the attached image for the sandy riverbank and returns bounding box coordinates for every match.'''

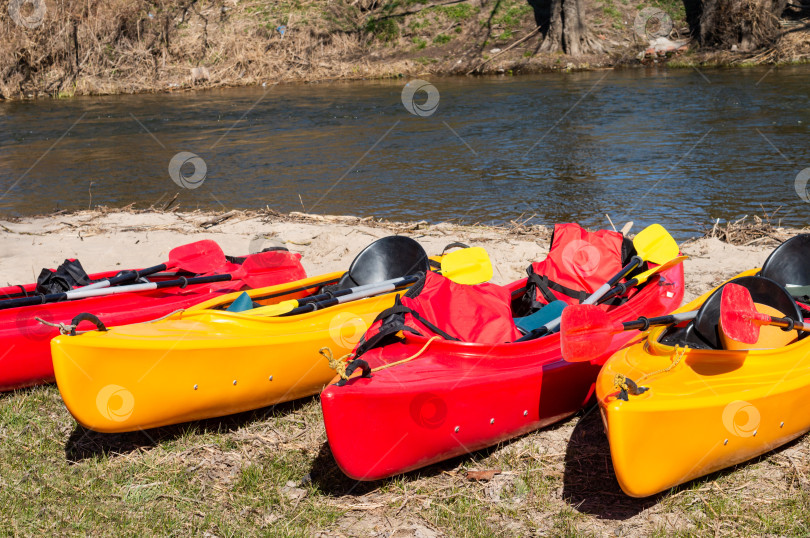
[0,209,798,303]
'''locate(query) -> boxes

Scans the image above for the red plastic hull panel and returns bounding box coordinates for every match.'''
[321,264,684,480]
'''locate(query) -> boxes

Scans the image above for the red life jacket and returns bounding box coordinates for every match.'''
[355,271,521,357]
[524,223,632,311]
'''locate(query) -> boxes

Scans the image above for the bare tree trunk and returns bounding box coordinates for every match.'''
[539,0,562,52]
[562,0,583,55]
[538,0,602,55]
[699,0,788,50]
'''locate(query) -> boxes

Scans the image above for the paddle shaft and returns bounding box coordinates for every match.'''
[280,275,419,317]
[77,263,168,292]
[0,273,234,310]
[287,275,423,310]
[621,310,697,331]
[582,256,643,306]
[751,314,810,333]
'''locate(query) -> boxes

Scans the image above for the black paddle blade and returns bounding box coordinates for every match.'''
[333,236,429,291]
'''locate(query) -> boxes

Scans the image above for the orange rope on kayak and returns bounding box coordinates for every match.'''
[637,345,687,384]
[320,336,442,381]
[319,347,352,381]
[369,336,441,373]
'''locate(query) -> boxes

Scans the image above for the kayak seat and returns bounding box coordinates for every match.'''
[514,300,567,334]
[681,276,802,350]
[226,292,257,313]
[328,236,430,292]
[760,233,810,292]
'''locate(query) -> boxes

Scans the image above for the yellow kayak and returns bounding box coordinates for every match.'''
[597,266,810,497]
[52,271,397,432]
[52,236,474,433]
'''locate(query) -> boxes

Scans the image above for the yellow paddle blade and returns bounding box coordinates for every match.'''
[633,224,679,266]
[441,247,493,285]
[249,298,300,317]
[633,255,688,285]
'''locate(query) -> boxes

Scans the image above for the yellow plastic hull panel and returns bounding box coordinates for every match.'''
[596,268,810,498]
[52,271,398,433]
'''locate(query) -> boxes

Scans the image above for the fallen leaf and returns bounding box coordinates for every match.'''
[465,469,501,481]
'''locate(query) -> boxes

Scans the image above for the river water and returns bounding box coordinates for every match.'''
[1,66,809,239]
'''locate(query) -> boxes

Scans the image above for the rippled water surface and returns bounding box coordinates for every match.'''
[2,66,809,239]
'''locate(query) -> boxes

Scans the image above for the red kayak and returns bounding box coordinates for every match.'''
[0,240,306,391]
[321,225,684,481]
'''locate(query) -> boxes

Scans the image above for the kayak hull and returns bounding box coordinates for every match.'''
[1,257,305,392]
[320,263,684,481]
[596,268,810,498]
[51,272,411,432]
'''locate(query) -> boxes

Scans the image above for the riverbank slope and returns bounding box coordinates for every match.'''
[3,0,810,99]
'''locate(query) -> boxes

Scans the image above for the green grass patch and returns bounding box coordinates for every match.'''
[412,36,427,49]
[433,33,452,45]
[366,17,400,42]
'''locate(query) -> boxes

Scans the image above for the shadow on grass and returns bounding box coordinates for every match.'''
[307,415,581,497]
[562,405,807,520]
[561,406,660,519]
[64,395,317,462]
[308,436,515,497]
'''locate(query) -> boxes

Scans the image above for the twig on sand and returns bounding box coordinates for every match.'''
[162,193,180,212]
[200,209,239,229]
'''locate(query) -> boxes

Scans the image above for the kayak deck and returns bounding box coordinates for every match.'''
[320,262,685,481]
[596,268,810,497]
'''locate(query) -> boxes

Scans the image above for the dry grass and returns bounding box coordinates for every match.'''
[5,384,810,536]
[0,0,700,100]
[702,208,791,247]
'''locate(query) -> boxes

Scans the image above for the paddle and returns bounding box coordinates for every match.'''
[277,275,422,317]
[520,223,681,338]
[596,255,688,303]
[559,304,698,362]
[719,283,810,344]
[74,240,226,292]
[252,247,493,317]
[578,224,681,308]
[438,246,492,285]
[0,251,282,311]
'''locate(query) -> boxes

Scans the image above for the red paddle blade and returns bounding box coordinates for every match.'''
[168,240,226,274]
[719,283,770,344]
[560,304,620,362]
[237,250,305,288]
